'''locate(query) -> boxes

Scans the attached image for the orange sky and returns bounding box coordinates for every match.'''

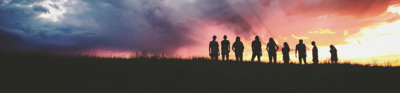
[173,1,400,66]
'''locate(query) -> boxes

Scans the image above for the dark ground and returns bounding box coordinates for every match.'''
[2,52,400,93]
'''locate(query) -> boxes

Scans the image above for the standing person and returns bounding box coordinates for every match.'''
[282,42,290,64]
[251,36,262,62]
[312,41,319,64]
[267,38,279,64]
[330,45,338,64]
[209,35,219,61]
[232,36,244,62]
[295,39,307,64]
[221,35,230,61]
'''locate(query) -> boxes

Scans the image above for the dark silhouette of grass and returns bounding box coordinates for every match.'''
[2,52,400,93]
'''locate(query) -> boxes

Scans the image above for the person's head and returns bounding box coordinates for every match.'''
[212,35,217,41]
[284,42,289,47]
[269,37,276,44]
[299,39,303,44]
[223,35,227,40]
[255,35,259,41]
[236,36,240,41]
[330,45,335,49]
[312,41,316,46]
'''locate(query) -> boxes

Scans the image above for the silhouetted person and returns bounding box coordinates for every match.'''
[295,39,307,64]
[209,35,219,61]
[267,38,279,64]
[312,41,319,64]
[251,36,262,62]
[282,42,290,64]
[232,36,244,62]
[330,45,338,64]
[221,35,230,61]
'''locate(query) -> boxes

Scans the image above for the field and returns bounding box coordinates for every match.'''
[2,52,400,93]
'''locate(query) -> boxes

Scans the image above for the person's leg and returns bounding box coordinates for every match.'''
[235,53,239,62]
[257,55,261,62]
[303,57,307,64]
[251,54,255,62]
[221,54,224,61]
[224,54,227,61]
[273,53,277,64]
[225,54,228,61]
[268,53,272,63]
[236,56,239,62]
[283,55,288,64]
[226,53,229,61]
[239,53,243,62]
[298,56,302,64]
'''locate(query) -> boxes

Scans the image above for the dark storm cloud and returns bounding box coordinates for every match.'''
[195,0,252,35]
[33,5,48,13]
[0,0,253,54]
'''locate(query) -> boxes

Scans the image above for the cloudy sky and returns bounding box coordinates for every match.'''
[1,0,400,64]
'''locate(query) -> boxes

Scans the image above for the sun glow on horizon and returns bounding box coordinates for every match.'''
[90,19,400,66]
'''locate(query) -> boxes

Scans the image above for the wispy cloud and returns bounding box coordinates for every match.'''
[291,34,309,40]
[309,28,336,35]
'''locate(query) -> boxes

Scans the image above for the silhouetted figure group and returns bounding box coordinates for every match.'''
[295,40,307,64]
[232,36,244,62]
[282,42,290,64]
[221,35,230,61]
[251,36,262,62]
[267,38,279,63]
[330,45,338,64]
[209,36,219,61]
[312,41,319,64]
[209,35,339,64]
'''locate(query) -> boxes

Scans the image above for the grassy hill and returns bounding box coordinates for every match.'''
[2,52,400,93]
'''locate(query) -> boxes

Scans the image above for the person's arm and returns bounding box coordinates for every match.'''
[266,44,269,52]
[276,45,279,51]
[209,43,211,55]
[241,43,244,50]
[304,45,307,56]
[232,43,235,52]
[259,43,262,55]
[252,42,255,51]
[228,42,231,53]
[295,46,298,58]
[217,44,220,55]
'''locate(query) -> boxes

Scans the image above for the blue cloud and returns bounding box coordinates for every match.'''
[33,5,48,13]
[0,0,253,54]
